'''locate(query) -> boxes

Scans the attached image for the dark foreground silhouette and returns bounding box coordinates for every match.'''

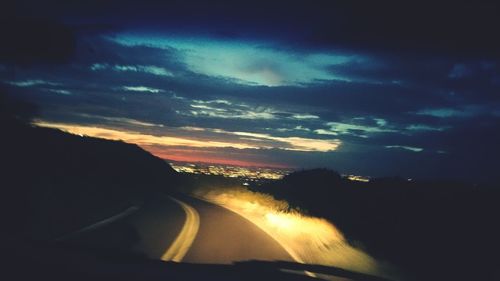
[2,240,391,281]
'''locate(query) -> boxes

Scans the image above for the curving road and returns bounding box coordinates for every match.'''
[66,194,294,264]
[171,195,294,264]
[49,194,396,281]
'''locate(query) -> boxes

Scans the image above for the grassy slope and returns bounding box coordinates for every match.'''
[258,169,500,280]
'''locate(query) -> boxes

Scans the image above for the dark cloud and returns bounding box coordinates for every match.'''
[0,18,76,65]
[6,1,500,58]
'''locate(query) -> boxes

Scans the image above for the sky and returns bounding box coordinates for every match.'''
[1,1,500,182]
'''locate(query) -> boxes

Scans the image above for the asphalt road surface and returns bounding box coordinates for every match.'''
[66,194,294,264]
[178,195,293,263]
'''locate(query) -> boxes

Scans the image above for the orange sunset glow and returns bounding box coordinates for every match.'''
[33,120,336,168]
[145,146,290,168]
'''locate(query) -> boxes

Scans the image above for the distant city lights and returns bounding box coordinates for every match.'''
[169,161,293,180]
[344,174,371,182]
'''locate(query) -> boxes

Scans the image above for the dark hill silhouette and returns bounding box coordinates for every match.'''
[257,169,500,281]
[0,116,179,242]
[260,168,343,214]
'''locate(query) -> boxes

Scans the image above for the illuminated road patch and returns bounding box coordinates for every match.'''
[193,187,394,279]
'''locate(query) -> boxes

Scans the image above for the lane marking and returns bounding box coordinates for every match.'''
[161,197,200,262]
[55,205,140,241]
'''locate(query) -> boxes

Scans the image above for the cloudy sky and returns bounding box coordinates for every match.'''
[2,1,500,182]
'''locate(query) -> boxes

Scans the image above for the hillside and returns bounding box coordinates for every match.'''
[0,119,179,242]
[257,169,500,280]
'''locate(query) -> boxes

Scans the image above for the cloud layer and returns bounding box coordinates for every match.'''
[2,21,500,182]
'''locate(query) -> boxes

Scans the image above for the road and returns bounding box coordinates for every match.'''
[177,195,294,264]
[66,194,294,264]
[53,195,387,280]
